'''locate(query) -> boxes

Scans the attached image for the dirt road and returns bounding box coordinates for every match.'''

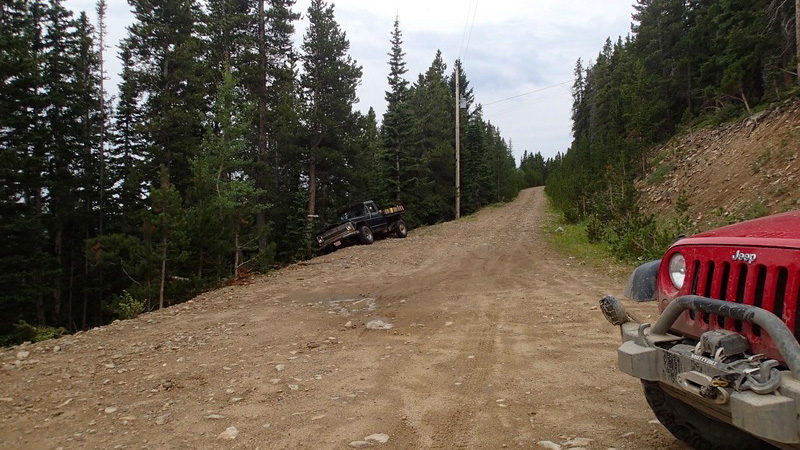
[0,188,686,450]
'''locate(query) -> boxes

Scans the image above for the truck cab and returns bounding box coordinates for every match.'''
[337,201,385,233]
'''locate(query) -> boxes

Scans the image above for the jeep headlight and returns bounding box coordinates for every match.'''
[668,252,686,289]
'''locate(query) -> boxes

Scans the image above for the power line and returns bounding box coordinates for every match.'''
[482,80,572,107]
[459,0,479,62]
[489,85,572,117]
[459,0,473,59]
[464,0,479,61]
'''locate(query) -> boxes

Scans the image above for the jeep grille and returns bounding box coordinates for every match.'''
[661,246,800,363]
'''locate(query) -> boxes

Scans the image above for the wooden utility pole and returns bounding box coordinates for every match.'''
[797,0,799,83]
[455,63,461,219]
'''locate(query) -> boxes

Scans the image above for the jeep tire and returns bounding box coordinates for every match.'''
[642,381,776,450]
[394,220,408,238]
[358,225,374,245]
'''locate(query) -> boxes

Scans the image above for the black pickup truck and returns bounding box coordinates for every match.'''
[315,201,407,252]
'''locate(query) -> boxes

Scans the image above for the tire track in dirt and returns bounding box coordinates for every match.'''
[425,298,500,450]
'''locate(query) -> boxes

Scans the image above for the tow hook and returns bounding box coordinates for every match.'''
[735,359,782,394]
[677,371,730,404]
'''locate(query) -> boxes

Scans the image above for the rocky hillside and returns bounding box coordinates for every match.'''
[638,98,800,231]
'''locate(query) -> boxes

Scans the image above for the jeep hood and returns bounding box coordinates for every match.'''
[675,210,800,249]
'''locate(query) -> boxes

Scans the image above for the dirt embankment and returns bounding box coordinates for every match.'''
[0,188,683,450]
[638,99,800,229]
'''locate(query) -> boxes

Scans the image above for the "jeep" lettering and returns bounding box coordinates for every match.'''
[731,250,757,264]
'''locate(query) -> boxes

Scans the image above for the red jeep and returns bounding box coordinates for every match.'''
[601,210,800,450]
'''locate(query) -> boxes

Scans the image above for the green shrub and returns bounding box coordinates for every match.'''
[562,205,582,224]
[113,290,146,320]
[2,321,67,346]
[711,104,743,126]
[608,214,674,262]
[586,215,604,243]
[742,201,768,221]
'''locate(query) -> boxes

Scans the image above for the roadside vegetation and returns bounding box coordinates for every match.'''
[544,203,622,267]
[543,0,799,262]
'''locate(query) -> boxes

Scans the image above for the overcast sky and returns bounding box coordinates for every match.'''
[64,0,636,162]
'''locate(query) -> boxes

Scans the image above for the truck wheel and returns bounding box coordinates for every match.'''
[358,226,374,245]
[394,220,408,238]
[642,381,776,450]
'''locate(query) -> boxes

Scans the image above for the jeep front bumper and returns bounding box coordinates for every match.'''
[603,295,800,445]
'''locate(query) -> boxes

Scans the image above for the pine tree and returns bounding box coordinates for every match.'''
[299,0,362,254]
[461,111,487,215]
[111,41,148,234]
[381,16,416,204]
[350,108,383,202]
[190,68,268,279]
[123,0,206,194]
[0,0,51,337]
[147,168,187,310]
[520,151,547,187]
[42,0,81,327]
[72,11,105,329]
[407,51,455,224]
[96,0,108,236]
[258,0,302,261]
[203,0,253,77]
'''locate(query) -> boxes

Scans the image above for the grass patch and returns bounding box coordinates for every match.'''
[456,213,479,222]
[650,148,672,167]
[542,202,633,279]
[646,162,675,185]
[742,201,768,220]
[750,150,772,174]
[771,185,789,197]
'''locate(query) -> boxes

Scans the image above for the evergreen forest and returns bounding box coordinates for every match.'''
[0,0,530,344]
[545,0,799,259]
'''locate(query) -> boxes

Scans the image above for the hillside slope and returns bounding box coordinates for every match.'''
[638,99,800,230]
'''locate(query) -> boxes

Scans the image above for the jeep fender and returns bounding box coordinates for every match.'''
[624,260,660,301]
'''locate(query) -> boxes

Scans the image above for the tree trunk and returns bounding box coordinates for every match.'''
[741,90,752,115]
[53,227,62,324]
[35,275,45,326]
[395,153,401,202]
[34,189,46,326]
[306,157,317,257]
[159,234,167,309]
[233,227,240,278]
[621,162,626,200]
[608,183,614,213]
[68,258,74,330]
[82,278,88,329]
